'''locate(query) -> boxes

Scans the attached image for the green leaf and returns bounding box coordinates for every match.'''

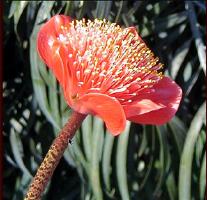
[10,128,32,178]
[30,1,60,130]
[64,1,73,15]
[95,1,112,19]
[90,117,104,200]
[9,1,29,34]
[138,125,148,157]
[82,115,92,161]
[102,132,115,191]
[48,71,61,129]
[195,129,206,167]
[166,172,177,200]
[199,152,206,200]
[170,39,192,79]
[63,145,76,168]
[185,67,202,96]
[29,1,78,169]
[168,117,187,155]
[154,11,187,31]
[13,173,31,200]
[140,11,188,37]
[115,1,124,23]
[154,125,171,197]
[71,130,88,170]
[116,122,131,200]
[139,126,155,191]
[158,24,187,49]
[183,62,193,82]
[38,61,54,87]
[178,102,206,200]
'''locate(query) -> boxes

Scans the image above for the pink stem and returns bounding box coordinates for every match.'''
[24,111,87,200]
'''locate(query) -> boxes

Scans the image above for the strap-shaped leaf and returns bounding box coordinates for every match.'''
[10,128,32,178]
[82,115,92,161]
[90,117,104,200]
[199,152,206,200]
[95,1,112,19]
[116,122,131,200]
[102,132,115,192]
[30,1,59,130]
[178,102,206,200]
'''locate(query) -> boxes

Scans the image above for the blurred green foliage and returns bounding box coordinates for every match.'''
[3,1,206,200]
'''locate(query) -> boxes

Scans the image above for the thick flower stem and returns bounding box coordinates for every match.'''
[24,111,87,200]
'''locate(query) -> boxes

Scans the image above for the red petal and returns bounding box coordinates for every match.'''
[123,99,165,117]
[73,93,126,136]
[37,15,71,85]
[126,27,144,42]
[125,77,182,125]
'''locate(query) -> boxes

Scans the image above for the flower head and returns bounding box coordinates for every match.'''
[37,15,182,136]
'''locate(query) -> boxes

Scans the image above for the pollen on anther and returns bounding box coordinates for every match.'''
[56,18,165,105]
[69,54,73,58]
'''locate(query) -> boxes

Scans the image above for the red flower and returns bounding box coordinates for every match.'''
[37,15,182,136]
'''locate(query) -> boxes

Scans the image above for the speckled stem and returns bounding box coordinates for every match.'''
[24,111,87,200]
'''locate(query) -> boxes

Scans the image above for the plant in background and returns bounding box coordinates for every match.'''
[4,1,205,200]
[25,15,182,199]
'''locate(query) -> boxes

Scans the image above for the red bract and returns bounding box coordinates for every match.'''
[37,15,182,136]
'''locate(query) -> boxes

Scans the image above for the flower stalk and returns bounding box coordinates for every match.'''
[24,111,87,200]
